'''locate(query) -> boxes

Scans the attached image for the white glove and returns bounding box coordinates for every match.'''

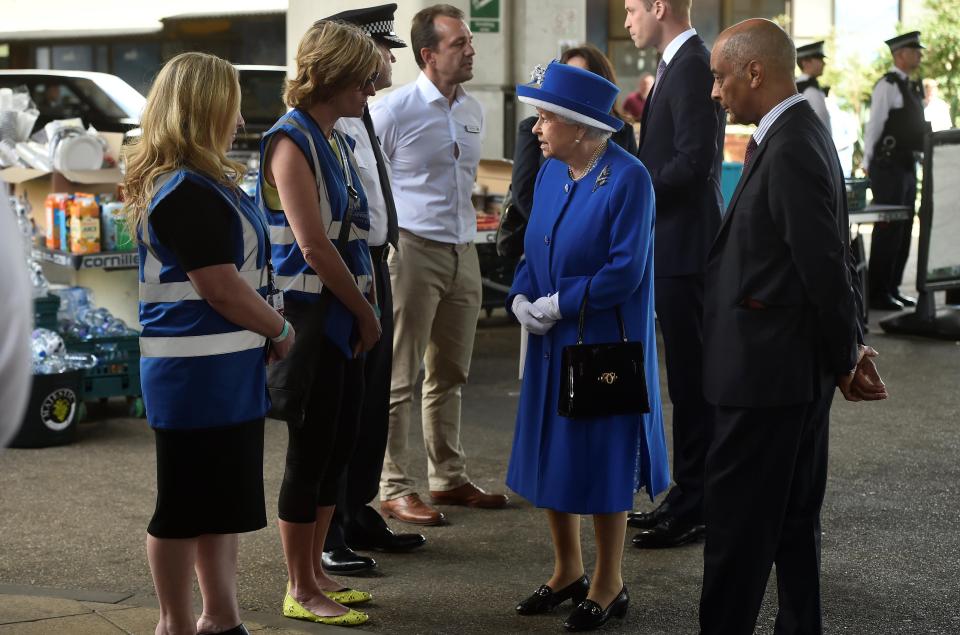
[532,293,561,321]
[512,295,556,336]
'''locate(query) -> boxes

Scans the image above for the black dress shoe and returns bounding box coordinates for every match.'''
[627,501,672,530]
[321,547,377,573]
[516,575,590,615]
[632,517,705,549]
[893,292,916,307]
[346,523,426,552]
[563,587,629,631]
[345,505,427,552]
[869,293,905,311]
[199,625,250,635]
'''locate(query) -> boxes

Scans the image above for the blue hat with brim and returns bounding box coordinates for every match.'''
[516,62,623,133]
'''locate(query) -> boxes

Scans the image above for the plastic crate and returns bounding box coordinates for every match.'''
[33,294,61,331]
[845,178,870,212]
[64,334,141,401]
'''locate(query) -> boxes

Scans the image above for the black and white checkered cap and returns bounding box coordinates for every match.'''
[324,3,407,49]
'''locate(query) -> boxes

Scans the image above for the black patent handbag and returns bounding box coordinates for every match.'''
[558,282,650,419]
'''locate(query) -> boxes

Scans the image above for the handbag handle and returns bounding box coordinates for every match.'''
[576,279,628,344]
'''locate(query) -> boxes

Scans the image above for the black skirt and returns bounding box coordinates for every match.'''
[148,419,267,539]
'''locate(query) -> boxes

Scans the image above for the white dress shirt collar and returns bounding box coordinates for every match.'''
[416,71,464,106]
[754,93,807,145]
[662,28,698,65]
[889,66,909,80]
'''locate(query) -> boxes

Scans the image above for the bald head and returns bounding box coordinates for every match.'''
[715,19,796,83]
[710,18,799,125]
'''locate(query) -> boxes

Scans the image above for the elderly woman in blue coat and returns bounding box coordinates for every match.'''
[506,62,670,632]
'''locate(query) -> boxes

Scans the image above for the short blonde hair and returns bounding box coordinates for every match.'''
[122,52,244,231]
[285,20,380,109]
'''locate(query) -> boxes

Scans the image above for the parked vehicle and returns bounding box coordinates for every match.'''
[234,65,287,151]
[0,70,145,135]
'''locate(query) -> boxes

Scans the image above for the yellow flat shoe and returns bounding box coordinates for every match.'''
[323,587,372,605]
[282,592,369,626]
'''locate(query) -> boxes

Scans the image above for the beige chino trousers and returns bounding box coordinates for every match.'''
[379,229,482,500]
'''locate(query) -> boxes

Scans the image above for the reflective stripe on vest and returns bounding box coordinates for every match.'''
[139,268,267,303]
[140,330,266,358]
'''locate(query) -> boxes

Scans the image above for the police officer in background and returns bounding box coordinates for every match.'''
[322,4,429,573]
[864,31,931,311]
[796,41,831,135]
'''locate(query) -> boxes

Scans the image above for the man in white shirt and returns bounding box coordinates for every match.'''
[371,3,507,526]
[322,3,428,573]
[795,40,831,135]
[863,31,930,311]
[923,78,953,132]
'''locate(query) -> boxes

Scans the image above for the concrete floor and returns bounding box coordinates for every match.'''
[2,244,959,633]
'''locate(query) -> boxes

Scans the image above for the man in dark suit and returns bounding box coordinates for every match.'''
[700,19,887,634]
[625,0,726,549]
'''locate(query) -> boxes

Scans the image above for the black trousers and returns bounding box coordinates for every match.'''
[699,373,834,635]
[278,326,365,523]
[326,247,394,548]
[867,160,917,296]
[654,274,714,523]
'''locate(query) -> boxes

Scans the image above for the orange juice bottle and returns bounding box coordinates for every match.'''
[68,194,101,254]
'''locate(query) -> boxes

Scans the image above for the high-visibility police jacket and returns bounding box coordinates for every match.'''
[138,170,271,429]
[258,108,372,359]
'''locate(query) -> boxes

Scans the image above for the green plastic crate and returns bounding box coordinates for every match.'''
[33,294,61,331]
[64,334,141,401]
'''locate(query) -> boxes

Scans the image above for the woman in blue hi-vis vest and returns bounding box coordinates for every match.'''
[259,21,380,628]
[123,53,295,635]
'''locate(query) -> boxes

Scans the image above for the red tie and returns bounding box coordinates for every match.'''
[742,137,758,171]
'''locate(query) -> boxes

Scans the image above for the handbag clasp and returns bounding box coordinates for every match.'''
[599,372,618,385]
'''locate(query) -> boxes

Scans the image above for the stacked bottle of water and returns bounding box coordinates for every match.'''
[53,287,138,341]
[31,328,97,374]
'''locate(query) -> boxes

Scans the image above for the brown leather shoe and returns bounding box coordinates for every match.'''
[380,494,445,526]
[429,482,509,509]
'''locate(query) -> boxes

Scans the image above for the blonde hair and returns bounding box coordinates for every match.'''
[122,52,244,231]
[285,20,380,109]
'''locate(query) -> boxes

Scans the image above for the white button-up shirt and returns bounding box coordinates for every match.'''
[864,67,908,166]
[335,116,390,247]
[370,72,484,244]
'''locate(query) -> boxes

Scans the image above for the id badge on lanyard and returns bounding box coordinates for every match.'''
[266,261,284,315]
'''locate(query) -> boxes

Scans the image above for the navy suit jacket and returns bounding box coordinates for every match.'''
[637,35,725,278]
[702,102,860,408]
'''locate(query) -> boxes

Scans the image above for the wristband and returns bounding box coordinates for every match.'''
[271,320,290,343]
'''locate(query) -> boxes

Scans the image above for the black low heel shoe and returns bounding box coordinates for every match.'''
[563,586,629,631]
[516,575,590,615]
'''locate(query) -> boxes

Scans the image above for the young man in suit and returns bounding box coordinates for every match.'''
[701,19,887,634]
[624,0,726,549]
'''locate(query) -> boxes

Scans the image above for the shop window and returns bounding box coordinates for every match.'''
[52,45,93,71]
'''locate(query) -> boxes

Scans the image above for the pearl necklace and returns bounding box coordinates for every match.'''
[568,140,609,182]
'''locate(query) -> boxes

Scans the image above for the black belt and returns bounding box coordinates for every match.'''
[369,244,390,263]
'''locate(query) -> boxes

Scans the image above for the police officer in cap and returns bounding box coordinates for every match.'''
[796,40,831,135]
[319,3,428,574]
[864,31,931,311]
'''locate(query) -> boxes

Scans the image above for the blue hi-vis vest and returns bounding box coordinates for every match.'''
[138,170,270,429]
[258,108,372,359]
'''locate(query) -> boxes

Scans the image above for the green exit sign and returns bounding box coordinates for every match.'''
[470,0,500,33]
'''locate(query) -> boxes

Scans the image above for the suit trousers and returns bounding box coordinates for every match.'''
[654,274,713,523]
[380,229,482,500]
[699,373,834,635]
[867,160,917,296]
[326,246,394,549]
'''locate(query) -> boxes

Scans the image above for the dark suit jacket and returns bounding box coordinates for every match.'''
[702,102,860,408]
[637,35,725,277]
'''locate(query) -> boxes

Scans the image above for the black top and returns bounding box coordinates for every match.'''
[511,115,637,220]
[149,179,236,272]
[873,72,929,167]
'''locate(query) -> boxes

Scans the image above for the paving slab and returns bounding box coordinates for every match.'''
[0,612,125,633]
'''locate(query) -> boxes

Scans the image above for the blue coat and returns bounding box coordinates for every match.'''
[506,142,670,514]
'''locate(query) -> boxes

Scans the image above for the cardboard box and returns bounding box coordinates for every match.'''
[0,132,124,232]
[476,158,513,197]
